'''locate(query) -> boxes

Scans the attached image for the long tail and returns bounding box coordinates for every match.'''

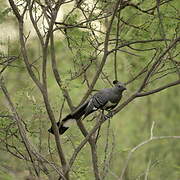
[48,100,89,135]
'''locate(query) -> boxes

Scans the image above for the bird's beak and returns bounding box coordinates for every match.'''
[123,86,127,91]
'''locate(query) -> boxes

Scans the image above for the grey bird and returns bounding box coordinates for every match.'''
[48,80,126,135]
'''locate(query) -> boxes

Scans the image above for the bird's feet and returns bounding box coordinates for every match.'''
[103,111,113,120]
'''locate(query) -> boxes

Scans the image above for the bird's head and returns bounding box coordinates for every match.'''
[113,80,127,91]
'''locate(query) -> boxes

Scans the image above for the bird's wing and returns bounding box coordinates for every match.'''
[92,91,109,109]
[84,91,108,117]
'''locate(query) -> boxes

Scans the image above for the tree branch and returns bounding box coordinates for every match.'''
[138,36,180,92]
[136,79,180,97]
[79,0,124,105]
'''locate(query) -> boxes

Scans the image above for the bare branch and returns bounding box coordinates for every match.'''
[79,0,124,105]
[50,31,74,110]
[138,37,180,92]
[118,135,180,180]
[136,79,180,97]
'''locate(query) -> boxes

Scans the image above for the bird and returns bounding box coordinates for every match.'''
[48,80,126,135]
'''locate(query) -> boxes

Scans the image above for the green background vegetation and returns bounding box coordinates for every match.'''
[0,0,180,179]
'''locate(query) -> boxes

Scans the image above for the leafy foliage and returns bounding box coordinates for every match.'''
[0,0,179,179]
